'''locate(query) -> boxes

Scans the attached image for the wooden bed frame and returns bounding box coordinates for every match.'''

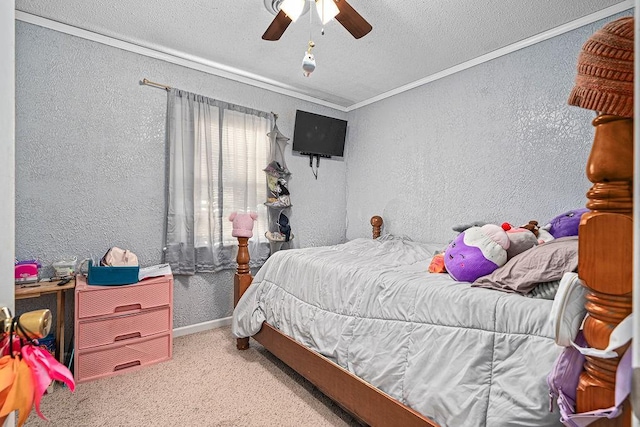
[233,113,633,426]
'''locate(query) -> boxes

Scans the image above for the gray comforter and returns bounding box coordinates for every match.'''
[233,236,563,426]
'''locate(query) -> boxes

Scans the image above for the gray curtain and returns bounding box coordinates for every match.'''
[164,88,271,274]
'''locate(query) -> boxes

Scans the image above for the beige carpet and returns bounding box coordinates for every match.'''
[25,326,360,426]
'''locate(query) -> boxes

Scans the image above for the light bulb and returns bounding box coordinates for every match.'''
[280,0,305,22]
[315,0,339,25]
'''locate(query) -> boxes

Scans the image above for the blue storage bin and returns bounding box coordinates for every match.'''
[87,260,139,286]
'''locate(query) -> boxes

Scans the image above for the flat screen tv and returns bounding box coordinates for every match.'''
[292,110,347,157]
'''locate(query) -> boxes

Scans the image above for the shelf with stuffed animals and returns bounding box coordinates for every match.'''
[264,116,294,254]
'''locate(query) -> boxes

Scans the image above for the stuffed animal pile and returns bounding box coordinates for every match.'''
[436,208,589,282]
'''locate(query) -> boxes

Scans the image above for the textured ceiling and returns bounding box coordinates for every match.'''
[15,0,630,109]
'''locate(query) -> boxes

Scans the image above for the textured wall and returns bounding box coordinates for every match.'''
[344,13,631,244]
[14,22,347,334]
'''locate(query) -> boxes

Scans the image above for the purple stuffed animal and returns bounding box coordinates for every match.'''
[444,224,511,282]
[547,208,589,239]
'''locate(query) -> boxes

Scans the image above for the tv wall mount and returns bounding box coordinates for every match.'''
[301,152,330,179]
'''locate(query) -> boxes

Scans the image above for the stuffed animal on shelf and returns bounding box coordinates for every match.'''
[547,208,589,238]
[444,224,510,282]
[228,212,257,238]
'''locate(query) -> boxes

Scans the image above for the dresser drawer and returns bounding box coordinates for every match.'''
[76,307,171,350]
[75,333,171,383]
[77,277,172,319]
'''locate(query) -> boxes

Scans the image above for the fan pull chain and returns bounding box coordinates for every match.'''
[320,0,325,35]
[301,0,317,77]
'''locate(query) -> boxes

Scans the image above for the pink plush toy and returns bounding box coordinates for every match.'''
[229,212,257,238]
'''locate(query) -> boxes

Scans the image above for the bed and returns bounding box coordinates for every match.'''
[231,114,632,427]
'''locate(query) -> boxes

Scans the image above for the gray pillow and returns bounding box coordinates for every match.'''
[471,236,578,294]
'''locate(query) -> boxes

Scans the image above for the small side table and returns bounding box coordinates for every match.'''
[15,277,76,364]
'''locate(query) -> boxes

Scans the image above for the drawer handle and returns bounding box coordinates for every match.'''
[114,332,142,342]
[114,360,141,371]
[114,303,142,313]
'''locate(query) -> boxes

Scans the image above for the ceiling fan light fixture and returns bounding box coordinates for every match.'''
[261,0,370,41]
[280,0,306,22]
[315,0,339,25]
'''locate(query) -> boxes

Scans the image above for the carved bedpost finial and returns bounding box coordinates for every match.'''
[371,216,383,239]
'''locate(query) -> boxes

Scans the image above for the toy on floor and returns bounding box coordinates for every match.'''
[444,224,510,282]
[229,212,257,238]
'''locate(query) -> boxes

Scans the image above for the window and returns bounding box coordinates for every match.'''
[164,89,271,274]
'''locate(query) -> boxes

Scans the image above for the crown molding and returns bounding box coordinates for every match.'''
[346,1,634,111]
[15,10,349,112]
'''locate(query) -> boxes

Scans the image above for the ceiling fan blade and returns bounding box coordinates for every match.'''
[262,10,292,41]
[333,0,372,39]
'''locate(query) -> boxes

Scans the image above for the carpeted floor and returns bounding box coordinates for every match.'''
[25,326,360,426]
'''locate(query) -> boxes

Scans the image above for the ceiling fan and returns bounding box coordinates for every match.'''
[262,0,372,41]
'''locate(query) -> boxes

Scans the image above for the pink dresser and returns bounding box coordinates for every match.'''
[74,274,173,383]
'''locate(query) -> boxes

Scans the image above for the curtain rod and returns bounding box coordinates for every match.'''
[141,78,171,91]
[142,78,278,119]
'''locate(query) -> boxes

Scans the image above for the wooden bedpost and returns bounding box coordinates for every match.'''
[576,114,633,425]
[371,216,383,239]
[234,236,252,350]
